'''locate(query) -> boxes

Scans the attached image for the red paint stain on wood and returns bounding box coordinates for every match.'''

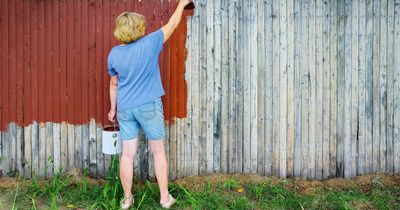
[0,0,193,131]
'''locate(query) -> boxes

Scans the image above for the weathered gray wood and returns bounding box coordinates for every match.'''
[272,0,280,177]
[379,0,388,173]
[82,124,89,172]
[293,0,302,177]
[96,125,104,177]
[31,122,39,175]
[351,0,359,178]
[372,0,381,173]
[249,0,258,174]
[190,11,200,176]
[206,0,214,174]
[39,123,46,177]
[365,0,374,174]
[213,0,221,174]
[393,0,400,173]
[286,0,295,178]
[89,120,97,177]
[357,0,367,175]
[242,0,251,174]
[278,0,287,178]
[9,124,16,175]
[67,124,75,171]
[16,126,23,174]
[198,0,207,175]
[227,0,237,173]
[53,123,61,174]
[329,0,338,178]
[315,0,323,180]
[75,125,82,171]
[61,122,68,173]
[308,0,316,179]
[321,0,330,179]
[220,0,229,174]
[45,122,53,177]
[23,125,32,177]
[257,0,266,175]
[386,0,395,173]
[300,0,310,178]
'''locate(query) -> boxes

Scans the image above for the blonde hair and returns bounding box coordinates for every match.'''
[114,12,146,44]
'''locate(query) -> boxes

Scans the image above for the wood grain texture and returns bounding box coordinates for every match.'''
[0,0,399,181]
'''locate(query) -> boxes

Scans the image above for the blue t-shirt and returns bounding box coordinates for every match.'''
[107,29,165,112]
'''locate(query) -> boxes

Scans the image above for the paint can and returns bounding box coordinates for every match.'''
[102,125,122,155]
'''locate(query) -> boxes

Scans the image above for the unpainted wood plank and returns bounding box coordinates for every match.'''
[393,0,400,173]
[45,122,53,177]
[271,0,280,177]
[364,0,374,174]
[190,11,200,176]
[315,0,324,180]
[300,0,310,178]
[2,127,10,176]
[308,0,316,179]
[379,0,388,173]
[53,123,61,174]
[256,0,266,175]
[31,122,39,176]
[184,17,193,177]
[350,0,359,178]
[372,0,381,173]
[357,0,367,175]
[227,0,237,173]
[206,0,214,174]
[385,0,395,173]
[82,124,90,173]
[96,125,104,178]
[321,0,331,179]
[249,0,258,174]
[68,124,75,171]
[278,0,288,178]
[23,125,32,178]
[343,0,353,178]
[61,122,68,174]
[212,0,222,174]
[89,119,97,177]
[264,0,273,176]
[9,124,17,175]
[242,0,251,174]
[293,0,302,177]
[39,123,46,177]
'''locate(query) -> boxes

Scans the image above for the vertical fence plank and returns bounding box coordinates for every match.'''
[357,0,367,175]
[365,0,374,174]
[315,0,323,180]
[321,0,331,179]
[379,0,388,173]
[257,0,266,175]
[272,0,280,177]
[264,0,273,176]
[386,0,395,173]
[293,0,302,177]
[393,0,400,173]
[372,0,381,173]
[300,0,310,178]
[227,0,237,173]
[242,0,251,173]
[220,0,229,174]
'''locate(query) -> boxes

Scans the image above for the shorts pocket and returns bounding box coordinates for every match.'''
[139,102,156,120]
[117,110,128,121]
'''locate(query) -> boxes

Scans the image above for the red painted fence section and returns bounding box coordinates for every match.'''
[0,0,192,131]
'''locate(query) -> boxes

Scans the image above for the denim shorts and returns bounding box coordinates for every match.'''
[117,97,165,141]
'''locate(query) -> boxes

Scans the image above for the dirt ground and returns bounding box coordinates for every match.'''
[0,172,399,194]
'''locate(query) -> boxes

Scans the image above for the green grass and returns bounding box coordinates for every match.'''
[0,158,399,210]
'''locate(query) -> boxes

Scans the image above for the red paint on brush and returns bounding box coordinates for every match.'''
[0,0,193,131]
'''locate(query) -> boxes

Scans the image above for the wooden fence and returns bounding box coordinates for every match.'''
[1,0,400,181]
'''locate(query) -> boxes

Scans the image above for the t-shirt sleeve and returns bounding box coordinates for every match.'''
[107,54,118,77]
[145,29,164,54]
